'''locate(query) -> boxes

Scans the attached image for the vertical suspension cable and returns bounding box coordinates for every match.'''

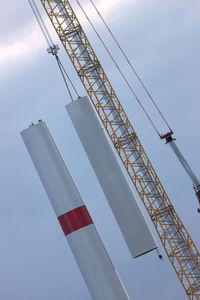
[31,0,54,45]
[76,0,160,136]
[88,0,172,132]
[56,57,80,98]
[56,55,80,101]
[28,0,79,102]
[28,0,52,47]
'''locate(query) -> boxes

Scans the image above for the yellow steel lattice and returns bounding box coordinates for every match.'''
[40,0,200,298]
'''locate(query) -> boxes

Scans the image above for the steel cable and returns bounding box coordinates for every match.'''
[76,0,160,135]
[28,0,80,102]
[87,0,172,133]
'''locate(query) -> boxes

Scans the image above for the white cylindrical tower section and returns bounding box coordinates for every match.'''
[21,121,130,300]
[66,96,157,258]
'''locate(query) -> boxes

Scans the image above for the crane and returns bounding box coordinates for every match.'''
[38,0,200,298]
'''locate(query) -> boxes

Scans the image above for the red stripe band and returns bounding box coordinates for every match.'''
[58,205,93,235]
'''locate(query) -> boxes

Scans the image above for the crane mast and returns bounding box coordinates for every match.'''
[40,0,200,298]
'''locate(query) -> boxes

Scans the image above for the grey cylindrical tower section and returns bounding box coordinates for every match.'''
[66,96,157,258]
[21,122,130,300]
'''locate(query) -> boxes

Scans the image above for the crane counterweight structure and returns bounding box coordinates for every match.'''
[39,0,200,298]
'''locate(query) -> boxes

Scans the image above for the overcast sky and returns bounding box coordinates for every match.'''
[0,0,200,299]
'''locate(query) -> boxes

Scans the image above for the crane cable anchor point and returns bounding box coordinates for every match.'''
[47,44,60,56]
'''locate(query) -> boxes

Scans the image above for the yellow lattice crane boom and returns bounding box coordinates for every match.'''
[39,0,200,298]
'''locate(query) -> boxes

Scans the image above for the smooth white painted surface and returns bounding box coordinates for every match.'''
[21,122,82,217]
[68,225,131,300]
[21,122,131,300]
[66,96,157,258]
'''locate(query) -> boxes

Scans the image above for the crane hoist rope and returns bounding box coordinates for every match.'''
[76,0,160,136]
[28,0,79,101]
[38,0,200,298]
[28,0,53,47]
[55,55,75,101]
[87,0,172,136]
